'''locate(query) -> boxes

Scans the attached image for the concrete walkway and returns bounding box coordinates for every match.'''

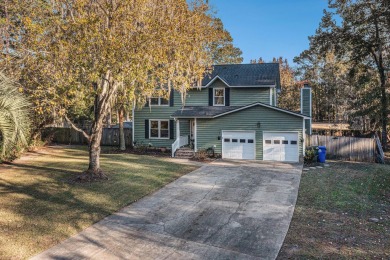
[32,160,302,260]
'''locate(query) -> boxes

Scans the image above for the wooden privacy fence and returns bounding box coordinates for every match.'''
[306,135,377,162]
[43,127,132,146]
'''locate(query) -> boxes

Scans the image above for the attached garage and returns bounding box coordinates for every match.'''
[222,131,255,160]
[263,132,299,162]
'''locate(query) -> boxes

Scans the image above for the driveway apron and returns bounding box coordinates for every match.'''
[32,160,302,260]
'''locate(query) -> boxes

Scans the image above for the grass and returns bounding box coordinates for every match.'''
[278,161,390,259]
[0,146,198,260]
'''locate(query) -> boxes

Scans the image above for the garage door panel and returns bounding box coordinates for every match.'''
[222,131,255,160]
[263,132,299,162]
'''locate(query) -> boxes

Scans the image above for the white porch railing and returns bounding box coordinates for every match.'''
[172,135,189,157]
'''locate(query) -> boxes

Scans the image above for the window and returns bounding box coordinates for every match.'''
[248,139,254,143]
[240,139,246,143]
[150,97,169,106]
[213,88,225,106]
[282,140,288,144]
[274,140,280,144]
[232,139,238,142]
[149,120,169,139]
[224,138,230,142]
[265,140,272,144]
[290,140,297,145]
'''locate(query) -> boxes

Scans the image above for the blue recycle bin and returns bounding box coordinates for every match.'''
[318,146,327,163]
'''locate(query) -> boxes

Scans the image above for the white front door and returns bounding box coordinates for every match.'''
[263,132,299,162]
[222,131,256,160]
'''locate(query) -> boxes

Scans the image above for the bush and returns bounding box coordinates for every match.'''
[304,147,318,164]
[0,73,31,162]
[195,149,207,161]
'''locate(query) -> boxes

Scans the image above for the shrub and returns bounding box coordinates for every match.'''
[304,147,318,164]
[195,149,207,161]
[0,73,31,162]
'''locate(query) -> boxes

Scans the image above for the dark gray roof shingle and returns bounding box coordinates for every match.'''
[201,63,281,88]
[171,103,309,119]
[171,106,242,118]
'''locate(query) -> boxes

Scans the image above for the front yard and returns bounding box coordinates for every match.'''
[0,146,198,260]
[278,161,390,259]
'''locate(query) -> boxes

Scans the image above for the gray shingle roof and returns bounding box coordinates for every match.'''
[171,106,242,118]
[201,63,281,88]
[171,103,309,119]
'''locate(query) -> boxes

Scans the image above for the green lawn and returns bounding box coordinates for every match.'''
[278,161,390,259]
[0,146,198,260]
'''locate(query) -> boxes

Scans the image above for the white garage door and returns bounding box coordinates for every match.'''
[222,131,255,160]
[263,132,299,162]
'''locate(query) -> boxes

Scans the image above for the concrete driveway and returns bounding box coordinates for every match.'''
[32,160,302,260]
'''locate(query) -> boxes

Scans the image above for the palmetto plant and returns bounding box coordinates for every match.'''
[0,72,30,160]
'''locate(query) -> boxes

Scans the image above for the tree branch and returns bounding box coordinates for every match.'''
[64,114,90,140]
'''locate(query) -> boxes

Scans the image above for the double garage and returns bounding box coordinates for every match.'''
[221,131,299,162]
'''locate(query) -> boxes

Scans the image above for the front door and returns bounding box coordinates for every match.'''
[190,120,196,149]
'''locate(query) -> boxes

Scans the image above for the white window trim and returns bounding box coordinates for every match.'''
[150,97,169,106]
[213,87,225,106]
[149,119,170,139]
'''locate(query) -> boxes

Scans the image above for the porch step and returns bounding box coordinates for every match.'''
[175,148,195,159]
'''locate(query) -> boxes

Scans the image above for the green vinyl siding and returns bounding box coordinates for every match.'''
[301,88,312,135]
[230,88,271,105]
[301,88,311,116]
[179,119,190,136]
[305,119,311,135]
[184,87,272,106]
[183,89,208,106]
[209,79,227,88]
[196,105,304,160]
[133,91,182,148]
[134,86,297,151]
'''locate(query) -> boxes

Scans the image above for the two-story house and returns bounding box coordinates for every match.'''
[133,63,311,162]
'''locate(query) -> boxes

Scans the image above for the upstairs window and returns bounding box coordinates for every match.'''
[150,97,169,106]
[213,88,225,106]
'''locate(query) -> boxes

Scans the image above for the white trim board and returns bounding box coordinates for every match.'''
[204,75,230,88]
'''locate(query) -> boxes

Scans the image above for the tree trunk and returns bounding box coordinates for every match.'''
[86,76,116,176]
[118,107,126,151]
[380,79,388,150]
[88,135,101,172]
[88,111,104,173]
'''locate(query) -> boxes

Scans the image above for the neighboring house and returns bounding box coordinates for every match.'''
[133,63,312,162]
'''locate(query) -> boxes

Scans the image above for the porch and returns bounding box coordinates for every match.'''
[171,119,196,158]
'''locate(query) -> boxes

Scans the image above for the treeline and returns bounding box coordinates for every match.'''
[253,0,390,148]
[295,0,389,148]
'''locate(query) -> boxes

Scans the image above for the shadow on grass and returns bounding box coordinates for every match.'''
[0,146,197,259]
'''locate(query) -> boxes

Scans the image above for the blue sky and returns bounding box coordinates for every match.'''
[209,0,329,65]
